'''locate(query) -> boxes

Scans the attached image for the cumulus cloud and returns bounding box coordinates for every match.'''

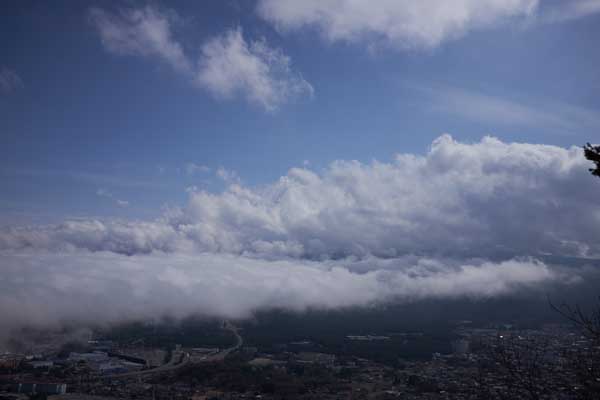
[3,135,600,259]
[89,7,312,111]
[0,67,23,94]
[257,0,538,50]
[257,0,600,50]
[1,136,599,334]
[195,28,313,112]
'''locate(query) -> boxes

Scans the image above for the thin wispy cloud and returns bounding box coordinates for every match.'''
[409,83,600,134]
[89,6,312,111]
[540,0,600,23]
[96,188,129,208]
[88,6,191,74]
[185,163,210,176]
[216,166,240,184]
[0,67,23,94]
[3,168,168,190]
[116,199,130,207]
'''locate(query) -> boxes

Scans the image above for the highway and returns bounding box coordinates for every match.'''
[101,321,241,380]
[100,350,190,380]
[201,321,243,362]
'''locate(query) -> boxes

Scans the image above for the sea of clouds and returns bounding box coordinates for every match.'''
[1,135,599,336]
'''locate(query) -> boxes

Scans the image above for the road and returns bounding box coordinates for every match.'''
[201,321,243,362]
[101,321,242,380]
[100,350,190,380]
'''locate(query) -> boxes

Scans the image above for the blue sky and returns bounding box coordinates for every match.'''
[2,1,600,331]
[1,0,600,224]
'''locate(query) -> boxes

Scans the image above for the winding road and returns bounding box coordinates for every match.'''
[202,321,243,362]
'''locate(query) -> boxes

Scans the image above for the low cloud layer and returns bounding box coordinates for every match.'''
[0,251,562,332]
[89,6,312,111]
[1,136,598,335]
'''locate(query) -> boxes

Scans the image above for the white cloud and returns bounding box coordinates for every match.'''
[257,0,600,50]
[195,28,313,111]
[1,136,598,334]
[0,67,23,94]
[6,135,600,260]
[96,188,112,198]
[0,251,562,335]
[216,166,240,184]
[410,83,600,133]
[257,0,538,50]
[185,163,210,176]
[4,136,599,259]
[96,188,129,209]
[89,6,191,74]
[89,7,312,111]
